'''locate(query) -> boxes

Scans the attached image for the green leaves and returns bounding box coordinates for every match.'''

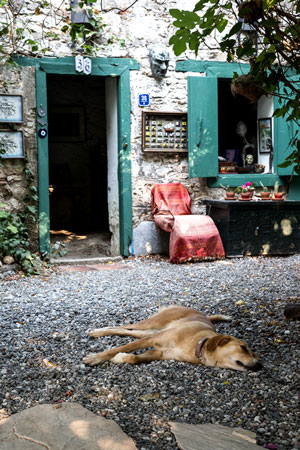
[0,25,9,37]
[0,207,43,274]
[169,30,189,56]
[0,162,40,274]
[215,17,227,33]
[225,21,242,39]
[169,5,225,56]
[169,9,201,55]
[170,9,201,29]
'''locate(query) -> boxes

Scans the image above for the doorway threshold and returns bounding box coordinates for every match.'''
[51,256,123,266]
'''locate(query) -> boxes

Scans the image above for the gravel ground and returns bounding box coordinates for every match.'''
[1,255,300,450]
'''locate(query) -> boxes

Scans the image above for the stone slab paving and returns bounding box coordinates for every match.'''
[57,263,131,272]
[169,422,262,450]
[51,256,123,266]
[0,403,137,450]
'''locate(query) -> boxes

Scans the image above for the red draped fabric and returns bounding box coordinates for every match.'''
[151,183,225,263]
[151,183,192,217]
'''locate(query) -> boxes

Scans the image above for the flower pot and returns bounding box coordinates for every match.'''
[240,192,251,200]
[261,191,271,200]
[275,192,284,199]
[225,191,236,200]
[231,74,265,103]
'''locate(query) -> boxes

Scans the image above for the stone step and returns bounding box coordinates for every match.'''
[169,422,263,450]
[0,403,137,450]
[51,256,123,265]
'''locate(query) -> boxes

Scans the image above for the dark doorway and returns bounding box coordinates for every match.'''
[47,74,111,258]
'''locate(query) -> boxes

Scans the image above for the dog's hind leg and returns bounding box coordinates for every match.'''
[89,326,156,338]
[88,306,195,338]
[83,335,155,366]
[111,349,163,364]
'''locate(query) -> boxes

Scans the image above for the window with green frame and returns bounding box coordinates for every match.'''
[183,61,299,188]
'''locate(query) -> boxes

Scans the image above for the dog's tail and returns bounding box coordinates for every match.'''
[208,314,232,323]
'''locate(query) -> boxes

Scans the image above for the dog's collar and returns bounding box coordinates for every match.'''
[195,336,209,360]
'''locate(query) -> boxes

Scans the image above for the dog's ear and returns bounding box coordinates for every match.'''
[206,335,232,352]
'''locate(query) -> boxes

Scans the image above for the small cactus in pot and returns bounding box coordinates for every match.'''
[273,181,284,199]
[260,181,271,199]
[220,184,236,200]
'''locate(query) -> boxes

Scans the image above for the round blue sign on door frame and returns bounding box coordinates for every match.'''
[138,94,150,107]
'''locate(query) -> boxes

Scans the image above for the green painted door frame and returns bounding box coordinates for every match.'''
[15,56,139,258]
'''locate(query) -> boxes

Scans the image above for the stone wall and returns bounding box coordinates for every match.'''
[0,65,37,211]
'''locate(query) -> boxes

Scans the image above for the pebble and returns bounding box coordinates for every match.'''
[0,255,300,449]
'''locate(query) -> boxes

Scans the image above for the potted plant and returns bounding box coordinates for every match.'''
[273,181,284,200]
[240,187,252,200]
[236,181,256,199]
[231,58,266,104]
[260,181,271,200]
[220,184,236,200]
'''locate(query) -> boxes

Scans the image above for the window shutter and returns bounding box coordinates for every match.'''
[274,79,299,176]
[188,76,218,178]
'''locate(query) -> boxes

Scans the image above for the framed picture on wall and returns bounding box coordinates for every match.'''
[0,130,24,158]
[0,95,23,123]
[258,118,272,153]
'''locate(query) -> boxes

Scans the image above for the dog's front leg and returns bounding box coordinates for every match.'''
[111,349,163,364]
[83,336,154,366]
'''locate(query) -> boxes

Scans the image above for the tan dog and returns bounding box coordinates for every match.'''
[83,305,262,371]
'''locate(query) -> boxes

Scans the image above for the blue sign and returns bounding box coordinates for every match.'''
[138,93,150,107]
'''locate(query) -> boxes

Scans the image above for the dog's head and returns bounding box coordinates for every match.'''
[201,334,262,372]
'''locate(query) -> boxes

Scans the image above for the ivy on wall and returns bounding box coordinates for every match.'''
[0,0,130,64]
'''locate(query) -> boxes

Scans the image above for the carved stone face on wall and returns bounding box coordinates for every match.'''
[149,44,170,78]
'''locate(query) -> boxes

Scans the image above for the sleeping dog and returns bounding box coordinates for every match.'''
[83,305,262,372]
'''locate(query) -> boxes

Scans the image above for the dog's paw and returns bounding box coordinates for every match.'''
[83,353,102,366]
[222,315,232,322]
[89,329,101,338]
[111,353,128,364]
[89,327,110,338]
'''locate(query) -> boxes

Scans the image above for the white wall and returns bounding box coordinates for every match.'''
[105,77,120,256]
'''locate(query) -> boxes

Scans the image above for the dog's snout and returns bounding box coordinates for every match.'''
[235,360,263,372]
[251,361,263,372]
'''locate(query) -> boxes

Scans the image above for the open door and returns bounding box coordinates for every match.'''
[188,76,218,178]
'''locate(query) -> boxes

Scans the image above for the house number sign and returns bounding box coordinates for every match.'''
[138,93,150,107]
[75,55,92,75]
